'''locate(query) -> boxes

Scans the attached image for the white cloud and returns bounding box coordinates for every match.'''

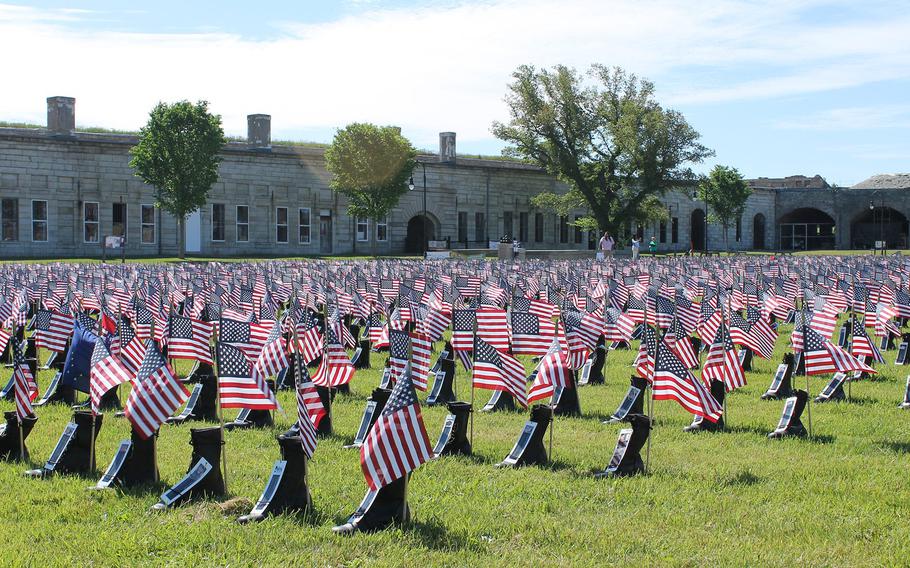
[1,0,909,151]
[774,104,910,130]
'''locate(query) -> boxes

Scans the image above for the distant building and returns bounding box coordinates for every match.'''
[0,96,906,257]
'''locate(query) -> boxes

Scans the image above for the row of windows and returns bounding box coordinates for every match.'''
[455,212,583,244]
[210,205,387,244]
[0,199,157,244]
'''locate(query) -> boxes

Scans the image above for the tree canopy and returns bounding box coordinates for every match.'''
[492,64,713,238]
[324,123,417,251]
[129,100,225,258]
[698,165,752,249]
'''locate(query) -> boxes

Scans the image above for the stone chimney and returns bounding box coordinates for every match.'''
[47,96,76,137]
[247,114,271,150]
[439,131,456,163]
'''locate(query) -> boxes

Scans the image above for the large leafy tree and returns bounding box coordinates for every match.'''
[324,123,417,255]
[698,165,752,250]
[130,100,225,258]
[492,64,713,240]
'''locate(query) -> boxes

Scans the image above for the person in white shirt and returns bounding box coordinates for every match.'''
[598,231,615,260]
[631,237,641,260]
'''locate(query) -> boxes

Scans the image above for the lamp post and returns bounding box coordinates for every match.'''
[869,197,886,255]
[692,186,708,254]
[408,160,428,258]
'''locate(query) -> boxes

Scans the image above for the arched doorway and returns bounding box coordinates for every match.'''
[405,215,436,254]
[753,213,766,250]
[850,207,908,249]
[778,208,835,250]
[690,209,705,251]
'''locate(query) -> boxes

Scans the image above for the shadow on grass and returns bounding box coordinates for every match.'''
[720,470,762,488]
[404,517,486,553]
[877,440,910,454]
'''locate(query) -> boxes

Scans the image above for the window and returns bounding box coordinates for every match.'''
[1,198,16,241]
[736,216,742,242]
[519,212,529,242]
[356,218,369,242]
[276,207,289,243]
[659,220,667,243]
[534,213,544,243]
[112,203,127,241]
[235,206,249,242]
[298,208,311,244]
[376,217,388,242]
[503,211,513,239]
[475,212,485,242]
[671,217,679,244]
[212,204,225,241]
[83,202,99,243]
[457,212,468,243]
[574,215,582,244]
[559,216,568,244]
[31,200,47,242]
[141,204,156,244]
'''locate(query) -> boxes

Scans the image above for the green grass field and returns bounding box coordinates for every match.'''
[2,323,909,567]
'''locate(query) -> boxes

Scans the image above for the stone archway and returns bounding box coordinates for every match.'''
[777,208,835,250]
[405,214,437,254]
[850,206,909,249]
[753,213,766,250]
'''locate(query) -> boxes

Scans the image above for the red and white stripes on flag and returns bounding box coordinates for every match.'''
[167,315,214,365]
[360,368,433,490]
[654,341,723,423]
[311,343,355,387]
[803,325,876,376]
[476,306,510,352]
[124,341,190,439]
[472,336,528,408]
[12,340,38,420]
[89,339,132,415]
[527,343,574,404]
[410,332,433,391]
[216,341,279,410]
[701,322,746,392]
[510,311,556,356]
[35,309,73,353]
[295,368,319,459]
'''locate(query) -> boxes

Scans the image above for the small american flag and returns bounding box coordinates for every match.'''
[850,316,883,363]
[527,342,573,404]
[167,315,213,364]
[360,365,432,490]
[12,338,38,420]
[702,322,746,392]
[472,336,527,407]
[511,311,555,356]
[654,340,723,423]
[217,341,278,410]
[89,338,132,414]
[295,362,320,459]
[803,324,875,376]
[124,341,190,439]
[35,309,73,353]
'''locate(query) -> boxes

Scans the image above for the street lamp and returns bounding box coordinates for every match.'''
[869,198,885,255]
[408,159,428,257]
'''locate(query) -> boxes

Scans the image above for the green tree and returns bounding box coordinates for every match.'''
[129,100,225,258]
[324,123,417,255]
[698,165,752,250]
[492,64,713,240]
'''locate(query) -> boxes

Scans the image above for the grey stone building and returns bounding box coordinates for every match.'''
[0,96,906,258]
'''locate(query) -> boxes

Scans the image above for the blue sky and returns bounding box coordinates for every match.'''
[2,0,908,186]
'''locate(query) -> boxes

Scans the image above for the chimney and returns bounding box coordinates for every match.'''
[439,131,456,163]
[47,96,76,137]
[247,114,271,151]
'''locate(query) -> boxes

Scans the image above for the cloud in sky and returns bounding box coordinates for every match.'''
[1,0,909,154]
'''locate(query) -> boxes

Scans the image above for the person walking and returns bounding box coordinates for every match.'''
[598,231,615,260]
[631,236,641,260]
[649,236,657,257]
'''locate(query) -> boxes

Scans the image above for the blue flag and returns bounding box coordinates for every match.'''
[61,324,98,393]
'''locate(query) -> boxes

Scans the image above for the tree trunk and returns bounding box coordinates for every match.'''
[178,215,186,259]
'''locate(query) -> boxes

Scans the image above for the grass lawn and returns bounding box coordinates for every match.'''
[2,323,910,567]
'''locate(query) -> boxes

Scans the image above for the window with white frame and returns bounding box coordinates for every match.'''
[276,207,289,243]
[298,208,311,244]
[83,201,99,243]
[1,198,17,241]
[376,217,388,242]
[141,204,156,244]
[356,217,369,242]
[31,200,48,242]
[236,205,249,242]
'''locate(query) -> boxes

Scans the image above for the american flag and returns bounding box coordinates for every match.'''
[292,309,324,364]
[665,317,699,370]
[653,340,723,423]
[527,342,574,404]
[295,367,319,458]
[117,316,146,373]
[124,341,190,439]
[604,307,635,342]
[451,309,475,352]
[219,317,273,359]
[34,309,73,352]
[702,322,746,392]
[0,327,10,355]
[311,321,355,387]
[850,316,884,363]
[634,325,658,380]
[89,338,132,414]
[388,328,410,380]
[472,336,528,407]
[12,338,38,420]
[217,341,278,410]
[167,315,213,364]
[729,311,774,360]
[410,332,432,392]
[803,324,876,376]
[476,306,510,352]
[254,322,290,382]
[511,311,556,355]
[359,365,433,490]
